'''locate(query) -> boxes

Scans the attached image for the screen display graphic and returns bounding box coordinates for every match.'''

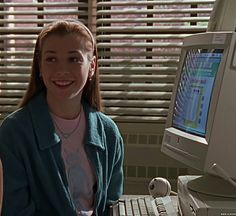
[172,49,223,137]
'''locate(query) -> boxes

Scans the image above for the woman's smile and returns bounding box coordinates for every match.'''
[53,80,74,88]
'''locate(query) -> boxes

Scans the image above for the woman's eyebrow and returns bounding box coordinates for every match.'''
[43,50,56,54]
[43,50,83,55]
[68,50,82,54]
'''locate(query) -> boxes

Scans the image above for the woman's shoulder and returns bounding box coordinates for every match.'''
[0,92,46,132]
[0,106,31,137]
[1,106,28,126]
[83,102,121,136]
[90,107,119,130]
[95,112,123,142]
[97,110,115,125]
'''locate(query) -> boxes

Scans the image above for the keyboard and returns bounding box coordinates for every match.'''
[110,195,178,216]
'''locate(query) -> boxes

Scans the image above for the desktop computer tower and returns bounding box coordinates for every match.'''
[177,175,236,216]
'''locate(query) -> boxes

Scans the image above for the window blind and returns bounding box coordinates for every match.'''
[0,0,216,123]
[96,0,215,123]
[0,0,89,122]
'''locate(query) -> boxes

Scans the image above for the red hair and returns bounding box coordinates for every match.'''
[19,19,102,111]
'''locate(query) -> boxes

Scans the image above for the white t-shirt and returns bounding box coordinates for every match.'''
[51,107,96,216]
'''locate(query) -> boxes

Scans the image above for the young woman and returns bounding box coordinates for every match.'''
[0,19,124,216]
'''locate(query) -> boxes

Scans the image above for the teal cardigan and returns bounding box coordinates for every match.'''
[0,92,124,216]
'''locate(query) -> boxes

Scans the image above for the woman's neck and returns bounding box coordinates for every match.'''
[46,95,82,120]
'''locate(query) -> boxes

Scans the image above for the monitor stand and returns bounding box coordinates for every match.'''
[187,174,236,198]
[178,175,236,216]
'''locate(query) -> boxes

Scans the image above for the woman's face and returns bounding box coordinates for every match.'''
[40,33,95,104]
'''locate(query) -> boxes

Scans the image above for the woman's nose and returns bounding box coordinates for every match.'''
[55,63,70,75]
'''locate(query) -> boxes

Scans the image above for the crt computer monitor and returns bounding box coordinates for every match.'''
[161,31,236,198]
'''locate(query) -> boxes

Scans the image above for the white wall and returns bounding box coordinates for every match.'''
[207,0,236,31]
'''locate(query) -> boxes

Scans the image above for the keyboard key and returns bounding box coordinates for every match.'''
[118,200,126,216]
[125,199,133,216]
[154,198,168,215]
[162,196,177,215]
[131,199,141,216]
[159,212,168,216]
[145,196,159,216]
[137,197,148,215]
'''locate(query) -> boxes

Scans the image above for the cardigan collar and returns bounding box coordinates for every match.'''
[28,91,105,151]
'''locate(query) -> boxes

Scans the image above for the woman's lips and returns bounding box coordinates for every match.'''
[53,80,74,87]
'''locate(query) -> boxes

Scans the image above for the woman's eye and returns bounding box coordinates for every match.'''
[69,57,83,63]
[45,57,56,62]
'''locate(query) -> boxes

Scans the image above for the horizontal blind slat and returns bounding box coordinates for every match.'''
[99,67,177,74]
[103,99,170,108]
[98,51,181,57]
[100,74,176,80]
[0,59,32,64]
[97,17,210,24]
[0,106,18,112]
[0,51,33,56]
[97,0,215,6]
[0,2,85,7]
[97,8,212,15]
[101,91,172,99]
[97,42,183,48]
[96,34,191,40]
[0,10,87,16]
[101,83,174,91]
[96,26,207,33]
[104,107,168,115]
[0,19,86,24]
[0,90,25,97]
[0,66,31,73]
[0,82,28,90]
[98,59,179,65]
[107,116,166,123]
[0,98,20,105]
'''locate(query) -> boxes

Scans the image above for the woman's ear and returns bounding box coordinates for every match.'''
[89,56,96,80]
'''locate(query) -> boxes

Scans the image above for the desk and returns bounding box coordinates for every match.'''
[110,195,179,216]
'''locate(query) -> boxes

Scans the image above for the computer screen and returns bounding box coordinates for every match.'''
[172,49,223,137]
[161,32,236,197]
